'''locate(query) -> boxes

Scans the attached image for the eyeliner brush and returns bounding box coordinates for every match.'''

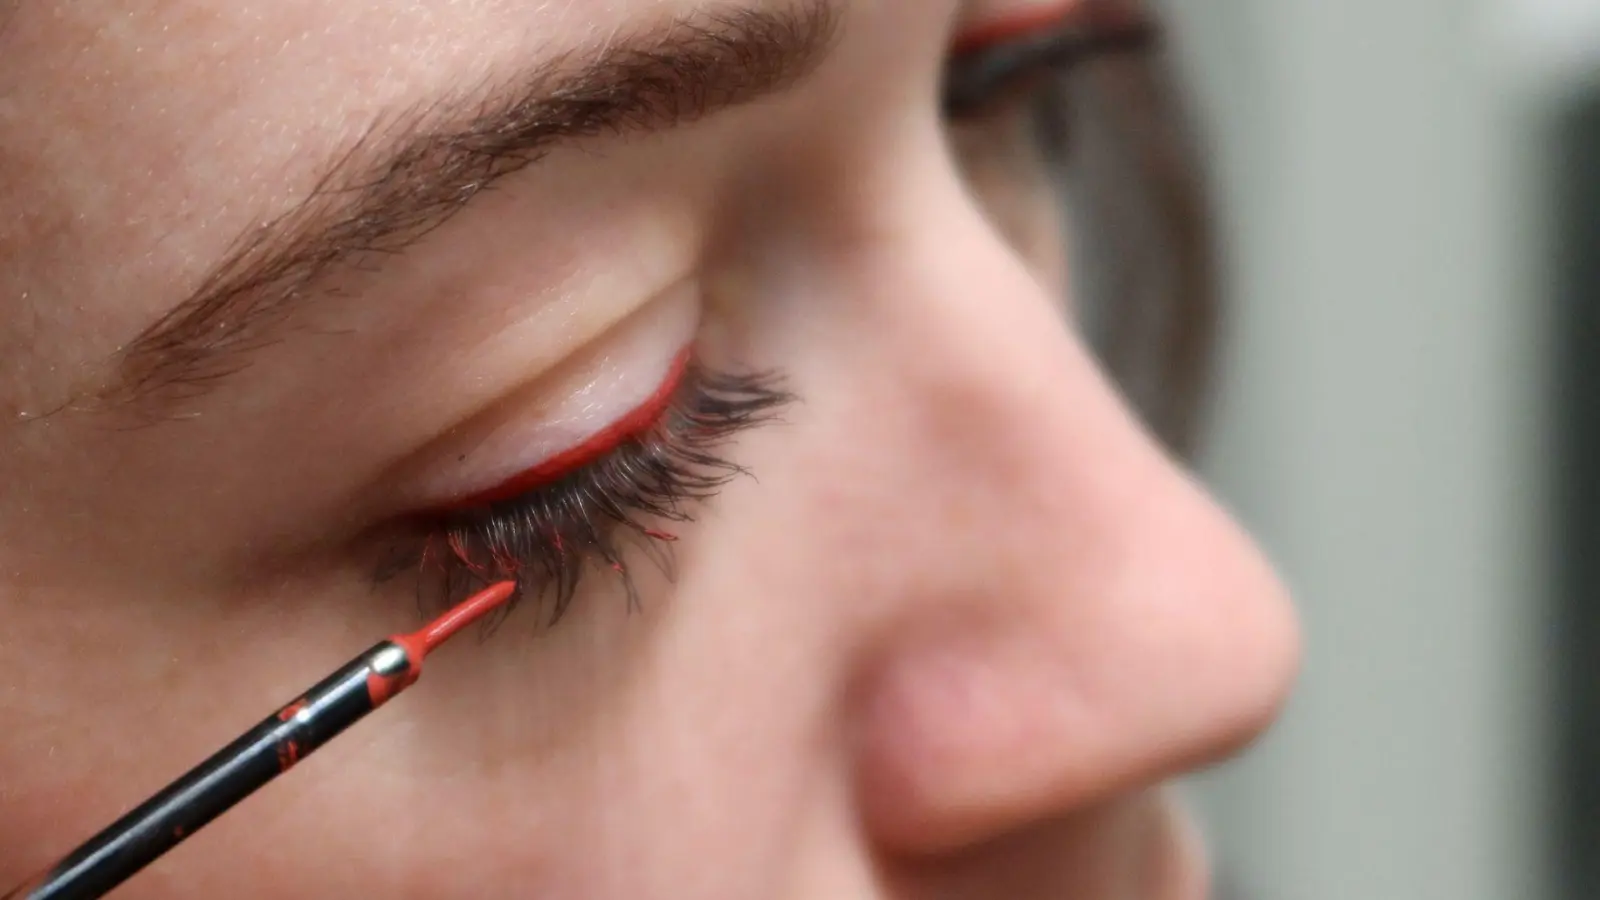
[3,580,519,900]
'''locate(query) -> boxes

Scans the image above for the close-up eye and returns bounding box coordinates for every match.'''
[384,354,794,623]
[348,277,800,620]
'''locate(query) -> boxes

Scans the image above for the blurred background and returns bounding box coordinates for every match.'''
[1157,0,1600,898]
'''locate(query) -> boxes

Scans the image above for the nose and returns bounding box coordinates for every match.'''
[829,181,1301,854]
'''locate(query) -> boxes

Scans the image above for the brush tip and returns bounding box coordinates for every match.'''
[414,581,518,655]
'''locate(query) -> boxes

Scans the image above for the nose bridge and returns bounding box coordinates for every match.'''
[835,187,1147,588]
[819,184,1186,676]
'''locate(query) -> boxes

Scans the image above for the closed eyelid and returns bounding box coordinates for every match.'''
[384,286,703,513]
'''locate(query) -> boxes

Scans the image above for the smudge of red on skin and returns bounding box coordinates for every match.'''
[276,699,308,722]
[440,348,693,510]
[951,1,1144,55]
[365,582,518,706]
[643,528,679,542]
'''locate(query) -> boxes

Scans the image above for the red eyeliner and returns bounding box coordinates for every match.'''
[3,581,519,900]
[944,0,1157,117]
[951,0,1148,55]
[446,348,693,509]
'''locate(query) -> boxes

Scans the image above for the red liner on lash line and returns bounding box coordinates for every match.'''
[951,1,1146,56]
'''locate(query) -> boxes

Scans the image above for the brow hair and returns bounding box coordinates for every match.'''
[103,2,840,414]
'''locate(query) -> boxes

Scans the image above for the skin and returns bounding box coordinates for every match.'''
[0,0,1299,897]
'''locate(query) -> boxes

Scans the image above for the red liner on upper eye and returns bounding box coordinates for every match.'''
[440,348,693,510]
[951,1,1146,56]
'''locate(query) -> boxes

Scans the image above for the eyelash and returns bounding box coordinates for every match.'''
[386,363,792,622]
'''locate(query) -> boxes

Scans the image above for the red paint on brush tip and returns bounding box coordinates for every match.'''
[365,581,518,706]
[444,349,692,509]
[415,580,519,653]
[951,1,1145,55]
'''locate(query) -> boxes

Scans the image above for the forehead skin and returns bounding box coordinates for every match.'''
[0,0,732,415]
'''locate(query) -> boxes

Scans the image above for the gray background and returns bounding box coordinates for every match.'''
[1164,0,1600,897]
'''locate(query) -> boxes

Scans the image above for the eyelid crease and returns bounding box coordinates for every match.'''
[438,348,692,511]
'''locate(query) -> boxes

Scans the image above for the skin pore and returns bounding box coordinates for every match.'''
[0,1,1299,898]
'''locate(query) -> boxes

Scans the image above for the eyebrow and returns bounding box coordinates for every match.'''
[103,1,840,413]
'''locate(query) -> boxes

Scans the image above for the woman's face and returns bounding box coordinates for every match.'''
[0,0,1299,897]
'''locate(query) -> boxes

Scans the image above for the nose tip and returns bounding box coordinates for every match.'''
[849,475,1301,854]
[1183,533,1303,757]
